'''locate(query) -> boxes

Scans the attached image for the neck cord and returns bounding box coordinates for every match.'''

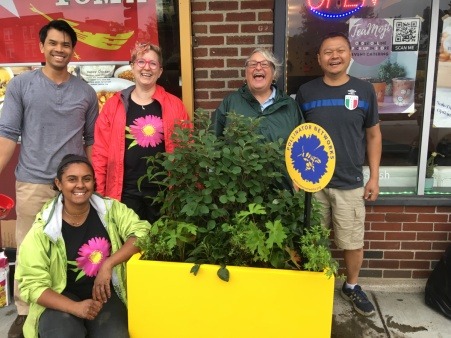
[63,206,90,217]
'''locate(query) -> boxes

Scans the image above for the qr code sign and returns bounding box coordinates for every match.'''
[393,18,420,45]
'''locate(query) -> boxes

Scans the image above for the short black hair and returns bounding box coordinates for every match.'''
[317,32,351,54]
[39,20,77,48]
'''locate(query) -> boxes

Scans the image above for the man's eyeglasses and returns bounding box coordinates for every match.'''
[245,60,273,69]
[134,59,160,70]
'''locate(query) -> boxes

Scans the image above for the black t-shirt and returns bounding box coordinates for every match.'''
[123,98,165,195]
[63,205,111,300]
[296,76,379,189]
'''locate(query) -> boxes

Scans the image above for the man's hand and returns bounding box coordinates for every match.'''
[364,178,379,201]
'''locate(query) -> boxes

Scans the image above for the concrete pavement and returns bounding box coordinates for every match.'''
[332,278,451,338]
[1,278,450,337]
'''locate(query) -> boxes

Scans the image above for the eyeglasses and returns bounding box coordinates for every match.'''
[134,59,160,70]
[245,60,272,69]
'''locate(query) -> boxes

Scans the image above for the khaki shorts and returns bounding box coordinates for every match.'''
[313,187,365,250]
[14,181,56,314]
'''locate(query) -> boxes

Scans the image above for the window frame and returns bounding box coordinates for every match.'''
[274,0,447,199]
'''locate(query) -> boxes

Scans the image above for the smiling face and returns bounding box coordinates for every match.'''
[55,162,95,209]
[132,50,163,88]
[317,36,352,82]
[245,51,275,96]
[39,28,74,71]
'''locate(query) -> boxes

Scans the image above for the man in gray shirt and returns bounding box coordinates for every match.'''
[0,20,98,338]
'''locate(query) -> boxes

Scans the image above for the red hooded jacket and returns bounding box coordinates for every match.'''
[92,85,190,200]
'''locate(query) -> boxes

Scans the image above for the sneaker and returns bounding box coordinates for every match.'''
[8,315,26,338]
[341,282,376,316]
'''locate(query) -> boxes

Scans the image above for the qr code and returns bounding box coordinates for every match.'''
[393,19,420,45]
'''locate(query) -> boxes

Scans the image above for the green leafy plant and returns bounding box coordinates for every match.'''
[426,152,444,178]
[301,225,338,278]
[378,61,407,95]
[135,109,337,280]
[378,61,407,84]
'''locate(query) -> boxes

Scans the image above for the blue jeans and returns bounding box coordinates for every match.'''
[38,291,129,338]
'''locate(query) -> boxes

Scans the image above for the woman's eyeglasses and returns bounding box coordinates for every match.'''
[245,60,272,69]
[134,59,160,70]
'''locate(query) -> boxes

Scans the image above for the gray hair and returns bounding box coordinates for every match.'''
[245,48,282,81]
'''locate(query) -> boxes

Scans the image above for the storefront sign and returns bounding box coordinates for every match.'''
[433,17,451,128]
[307,0,378,18]
[348,17,420,115]
[285,123,336,193]
[55,0,149,4]
[0,1,158,64]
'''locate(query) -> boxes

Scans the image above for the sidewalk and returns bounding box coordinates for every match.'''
[0,304,15,338]
[332,278,451,338]
[0,278,449,338]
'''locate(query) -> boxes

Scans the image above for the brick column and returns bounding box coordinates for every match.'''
[191,0,275,111]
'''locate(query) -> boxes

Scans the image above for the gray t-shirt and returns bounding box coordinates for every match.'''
[0,69,98,183]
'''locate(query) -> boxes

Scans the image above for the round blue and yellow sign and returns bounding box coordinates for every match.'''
[285,123,336,193]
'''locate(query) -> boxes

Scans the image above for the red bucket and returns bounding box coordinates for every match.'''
[0,194,14,220]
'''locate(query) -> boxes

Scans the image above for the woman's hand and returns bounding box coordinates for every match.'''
[92,237,140,303]
[37,289,103,320]
[74,299,103,320]
[91,237,139,303]
[92,259,113,303]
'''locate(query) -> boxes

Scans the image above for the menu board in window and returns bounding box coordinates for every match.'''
[0,1,159,64]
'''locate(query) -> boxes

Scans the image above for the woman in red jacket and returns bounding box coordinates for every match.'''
[92,42,190,223]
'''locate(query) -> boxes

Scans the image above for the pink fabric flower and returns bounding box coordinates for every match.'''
[76,237,111,277]
[129,115,164,148]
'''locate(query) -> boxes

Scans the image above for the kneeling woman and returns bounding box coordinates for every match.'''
[16,154,150,338]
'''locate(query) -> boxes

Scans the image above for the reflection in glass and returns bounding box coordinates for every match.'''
[285,0,451,194]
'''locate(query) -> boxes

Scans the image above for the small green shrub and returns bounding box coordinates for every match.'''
[378,61,407,95]
[426,152,444,178]
[136,109,337,279]
[378,61,407,84]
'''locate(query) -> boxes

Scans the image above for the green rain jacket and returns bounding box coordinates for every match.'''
[214,84,303,143]
[16,193,150,338]
[214,84,304,190]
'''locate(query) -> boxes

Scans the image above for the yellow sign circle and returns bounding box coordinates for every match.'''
[285,123,336,193]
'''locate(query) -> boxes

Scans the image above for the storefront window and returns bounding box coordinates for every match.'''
[0,0,188,114]
[430,0,451,195]
[282,0,451,196]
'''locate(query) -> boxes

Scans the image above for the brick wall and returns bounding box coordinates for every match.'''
[190,1,450,280]
[331,205,451,279]
[191,0,275,111]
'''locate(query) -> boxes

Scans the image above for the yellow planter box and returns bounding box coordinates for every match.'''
[127,253,334,338]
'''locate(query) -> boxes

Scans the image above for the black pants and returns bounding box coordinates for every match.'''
[121,192,161,223]
[39,291,129,338]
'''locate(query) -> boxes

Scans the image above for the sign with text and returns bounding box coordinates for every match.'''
[348,17,420,115]
[285,123,336,193]
[433,16,451,128]
[0,1,158,64]
[307,0,378,17]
